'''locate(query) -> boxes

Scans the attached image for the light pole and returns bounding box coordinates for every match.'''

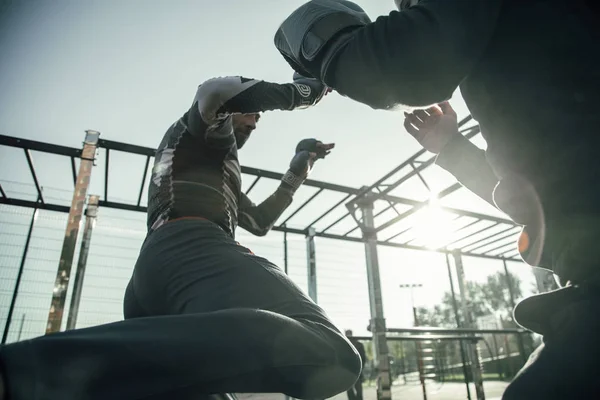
[399,283,423,326]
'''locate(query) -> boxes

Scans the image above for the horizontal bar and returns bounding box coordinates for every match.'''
[462,225,519,253]
[345,197,407,236]
[3,197,520,261]
[0,134,82,158]
[346,120,479,209]
[0,197,69,213]
[501,250,520,259]
[271,225,521,261]
[98,200,148,213]
[457,114,474,129]
[483,241,516,257]
[375,183,463,233]
[242,166,362,195]
[95,138,387,198]
[446,221,498,248]
[351,335,483,342]
[96,138,405,199]
[475,230,521,254]
[377,203,514,236]
[386,327,529,335]
[3,135,512,230]
[98,139,155,157]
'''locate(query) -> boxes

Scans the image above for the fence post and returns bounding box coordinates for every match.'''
[453,251,485,400]
[445,252,472,400]
[16,313,26,342]
[306,227,317,302]
[502,259,528,364]
[283,225,289,275]
[1,199,39,344]
[66,194,100,330]
[46,130,100,334]
[358,192,391,400]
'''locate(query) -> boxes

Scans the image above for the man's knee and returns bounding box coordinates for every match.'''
[123,280,149,319]
[295,327,362,399]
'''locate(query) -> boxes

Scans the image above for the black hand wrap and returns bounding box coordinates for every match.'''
[291,72,328,109]
[295,138,331,160]
[281,139,330,194]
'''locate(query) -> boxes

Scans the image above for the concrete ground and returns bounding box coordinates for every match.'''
[236,380,509,400]
[330,380,508,400]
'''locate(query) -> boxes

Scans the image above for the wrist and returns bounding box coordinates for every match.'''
[280,170,306,194]
[435,133,475,169]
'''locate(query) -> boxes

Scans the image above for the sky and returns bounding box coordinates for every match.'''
[0,0,541,343]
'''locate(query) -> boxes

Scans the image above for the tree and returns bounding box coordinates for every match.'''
[412,271,532,380]
[416,271,523,328]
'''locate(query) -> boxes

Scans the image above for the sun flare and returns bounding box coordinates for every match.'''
[412,197,457,250]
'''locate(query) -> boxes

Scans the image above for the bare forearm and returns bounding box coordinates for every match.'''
[238,185,295,236]
[435,134,498,207]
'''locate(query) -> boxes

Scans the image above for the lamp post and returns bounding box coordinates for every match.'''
[399,283,423,326]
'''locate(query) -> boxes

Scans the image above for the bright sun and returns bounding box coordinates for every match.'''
[412,197,457,250]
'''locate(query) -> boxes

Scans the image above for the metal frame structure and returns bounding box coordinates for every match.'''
[0,122,526,400]
[0,120,521,261]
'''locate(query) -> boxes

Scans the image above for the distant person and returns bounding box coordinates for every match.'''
[345,330,367,400]
[0,74,362,400]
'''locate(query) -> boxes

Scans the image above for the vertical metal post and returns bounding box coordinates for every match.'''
[283,225,289,275]
[453,251,485,400]
[400,341,407,384]
[491,334,503,379]
[445,252,472,400]
[413,308,428,400]
[502,259,528,364]
[46,130,100,334]
[306,227,317,302]
[2,203,38,344]
[16,314,26,342]
[66,195,100,330]
[400,283,427,399]
[283,228,290,400]
[358,193,391,400]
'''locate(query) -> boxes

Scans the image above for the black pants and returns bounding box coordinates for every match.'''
[0,219,361,400]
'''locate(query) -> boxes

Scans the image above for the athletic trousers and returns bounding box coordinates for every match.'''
[0,219,362,400]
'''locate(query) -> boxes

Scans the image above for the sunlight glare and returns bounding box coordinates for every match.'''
[412,197,456,250]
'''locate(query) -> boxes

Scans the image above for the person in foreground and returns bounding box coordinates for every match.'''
[274,0,600,398]
[0,74,362,400]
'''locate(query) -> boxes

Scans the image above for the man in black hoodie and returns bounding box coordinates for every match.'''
[274,0,600,398]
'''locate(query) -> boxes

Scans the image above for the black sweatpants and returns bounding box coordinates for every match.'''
[0,219,362,400]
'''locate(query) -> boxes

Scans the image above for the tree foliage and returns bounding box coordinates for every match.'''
[416,271,523,328]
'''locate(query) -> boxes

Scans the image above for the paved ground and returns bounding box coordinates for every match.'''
[236,380,509,400]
